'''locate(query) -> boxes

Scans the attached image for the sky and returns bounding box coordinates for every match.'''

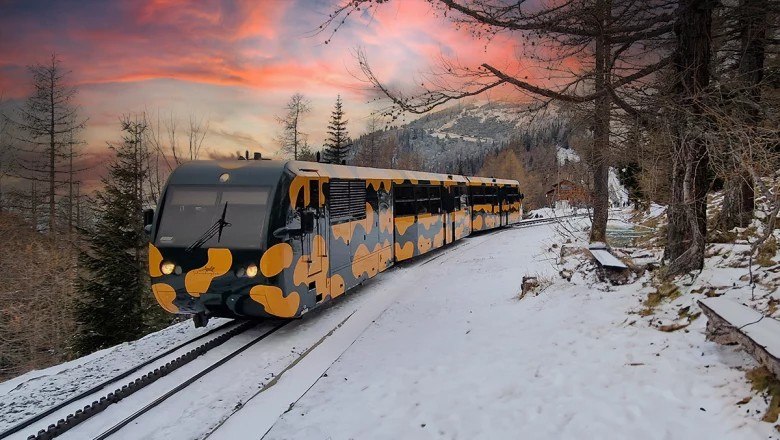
[0,0,530,160]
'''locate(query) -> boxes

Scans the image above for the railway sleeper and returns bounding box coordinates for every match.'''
[23,322,258,440]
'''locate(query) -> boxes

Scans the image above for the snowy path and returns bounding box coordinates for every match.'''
[254,224,772,440]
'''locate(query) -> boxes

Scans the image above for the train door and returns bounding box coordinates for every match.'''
[445,186,458,244]
[306,177,326,280]
[392,184,417,262]
[499,186,508,226]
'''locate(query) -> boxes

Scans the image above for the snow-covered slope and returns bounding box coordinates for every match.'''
[2,215,773,439]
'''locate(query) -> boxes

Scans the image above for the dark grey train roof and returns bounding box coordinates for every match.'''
[166,159,520,188]
[165,160,289,187]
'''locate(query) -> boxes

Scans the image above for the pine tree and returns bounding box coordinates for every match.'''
[74,117,149,355]
[322,95,351,164]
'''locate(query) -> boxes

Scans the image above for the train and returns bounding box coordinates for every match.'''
[146,159,524,326]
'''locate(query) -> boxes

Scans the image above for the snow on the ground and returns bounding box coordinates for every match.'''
[255,217,774,439]
[0,318,228,431]
[2,209,777,440]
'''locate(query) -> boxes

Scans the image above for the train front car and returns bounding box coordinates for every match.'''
[148,160,307,323]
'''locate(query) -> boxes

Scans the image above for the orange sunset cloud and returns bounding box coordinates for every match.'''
[0,0,546,164]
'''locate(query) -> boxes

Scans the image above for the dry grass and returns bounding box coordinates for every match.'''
[746,366,780,423]
[0,212,79,381]
[517,275,553,300]
[756,236,778,268]
[639,281,681,316]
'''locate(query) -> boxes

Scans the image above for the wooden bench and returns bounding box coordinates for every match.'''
[699,297,780,379]
[588,242,629,269]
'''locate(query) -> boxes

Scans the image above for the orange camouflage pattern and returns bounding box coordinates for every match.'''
[149,160,522,320]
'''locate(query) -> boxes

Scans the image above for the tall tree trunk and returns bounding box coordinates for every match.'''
[31,181,38,230]
[589,0,611,243]
[718,0,766,230]
[68,140,74,236]
[49,69,56,235]
[665,0,715,276]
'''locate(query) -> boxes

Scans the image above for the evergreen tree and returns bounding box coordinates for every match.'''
[322,95,351,164]
[74,117,149,355]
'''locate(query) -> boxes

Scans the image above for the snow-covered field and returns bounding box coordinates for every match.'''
[1,214,776,439]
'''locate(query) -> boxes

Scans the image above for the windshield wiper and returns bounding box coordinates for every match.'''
[185,202,231,252]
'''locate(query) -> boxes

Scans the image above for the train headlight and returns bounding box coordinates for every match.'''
[160,261,175,275]
[246,264,258,278]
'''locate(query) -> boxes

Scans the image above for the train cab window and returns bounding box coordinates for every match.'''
[156,185,270,249]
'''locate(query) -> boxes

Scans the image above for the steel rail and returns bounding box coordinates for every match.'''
[23,321,259,440]
[91,321,290,440]
[0,319,239,440]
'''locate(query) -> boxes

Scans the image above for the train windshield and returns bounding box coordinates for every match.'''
[155,185,270,249]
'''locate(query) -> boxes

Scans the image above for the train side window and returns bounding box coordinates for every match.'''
[447,187,458,211]
[309,180,319,209]
[487,187,497,206]
[471,186,483,205]
[394,185,416,216]
[415,186,429,215]
[450,187,459,211]
[429,186,442,214]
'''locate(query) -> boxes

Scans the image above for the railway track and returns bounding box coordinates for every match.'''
[5,320,289,440]
[91,321,289,440]
[0,319,240,440]
[513,213,588,228]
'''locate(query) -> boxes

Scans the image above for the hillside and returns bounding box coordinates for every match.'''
[351,101,570,175]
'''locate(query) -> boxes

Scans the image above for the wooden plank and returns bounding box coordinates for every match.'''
[699,298,780,379]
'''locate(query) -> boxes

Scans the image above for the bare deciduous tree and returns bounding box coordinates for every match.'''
[354,114,383,167]
[322,0,675,243]
[7,54,86,234]
[145,110,210,203]
[0,93,12,209]
[275,93,312,160]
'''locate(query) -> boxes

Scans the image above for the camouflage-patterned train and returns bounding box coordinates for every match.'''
[146,160,523,326]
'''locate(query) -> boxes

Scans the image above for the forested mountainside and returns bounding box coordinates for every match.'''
[350,101,572,176]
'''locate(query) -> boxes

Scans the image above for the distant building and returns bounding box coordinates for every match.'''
[545,179,590,208]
